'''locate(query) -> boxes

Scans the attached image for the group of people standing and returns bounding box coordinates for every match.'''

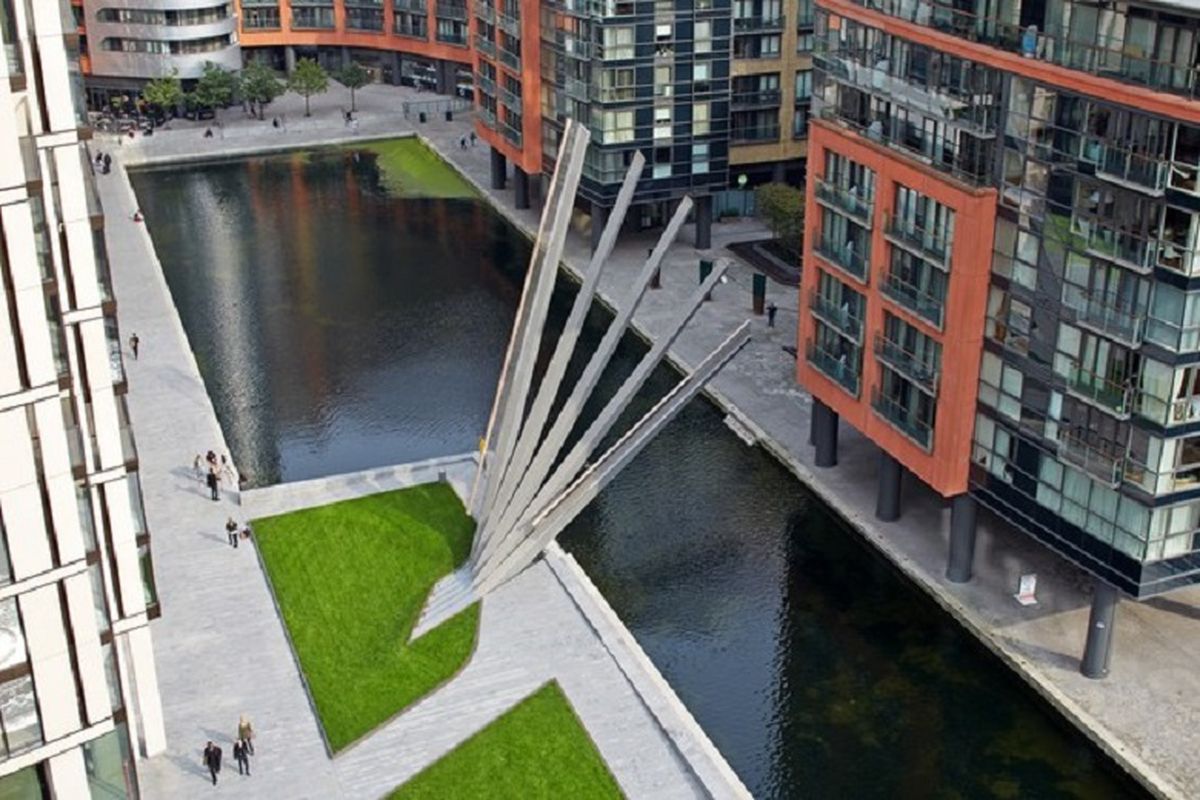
[203,715,256,785]
[93,151,112,175]
[195,449,236,501]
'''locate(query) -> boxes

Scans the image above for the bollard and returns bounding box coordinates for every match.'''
[445,110,453,122]
[418,111,427,123]
[700,259,713,301]
[649,247,661,289]
[752,273,767,315]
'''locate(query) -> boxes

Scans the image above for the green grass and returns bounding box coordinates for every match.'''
[253,483,480,752]
[388,682,624,800]
[352,138,477,198]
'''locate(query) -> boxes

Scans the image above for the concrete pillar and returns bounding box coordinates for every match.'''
[490,147,507,190]
[514,167,530,209]
[591,201,608,252]
[946,494,978,583]
[773,161,786,183]
[808,407,816,446]
[341,46,351,70]
[284,45,296,74]
[437,60,456,95]
[813,399,838,468]
[529,173,543,210]
[46,749,89,799]
[391,52,402,85]
[875,451,902,521]
[125,626,166,755]
[1081,582,1119,679]
[694,194,713,250]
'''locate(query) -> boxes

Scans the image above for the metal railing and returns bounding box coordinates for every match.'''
[807,341,861,396]
[1057,429,1123,488]
[880,269,944,328]
[1065,360,1135,418]
[500,85,522,114]
[475,35,496,58]
[874,334,940,394]
[814,234,869,282]
[498,11,520,36]
[1096,147,1170,195]
[814,180,872,225]
[883,212,951,267]
[809,289,864,343]
[734,15,784,32]
[401,97,473,119]
[730,124,781,143]
[499,48,521,71]
[871,388,933,450]
[1063,291,1145,347]
[731,89,782,107]
[475,2,495,22]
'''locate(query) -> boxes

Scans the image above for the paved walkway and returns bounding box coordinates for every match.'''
[110,83,1200,798]
[100,95,745,799]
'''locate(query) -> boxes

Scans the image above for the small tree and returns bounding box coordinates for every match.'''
[289,58,329,117]
[142,69,183,115]
[193,62,235,118]
[334,62,371,113]
[755,182,805,261]
[240,61,284,120]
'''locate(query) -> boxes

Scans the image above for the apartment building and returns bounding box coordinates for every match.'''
[728,0,812,185]
[799,0,1200,678]
[0,0,164,795]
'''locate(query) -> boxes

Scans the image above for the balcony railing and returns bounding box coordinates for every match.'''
[883,212,950,268]
[809,289,863,343]
[436,1,468,19]
[814,180,872,226]
[874,334,940,394]
[806,341,860,396]
[1066,361,1135,418]
[479,105,497,128]
[475,35,496,58]
[871,388,933,450]
[499,48,521,71]
[475,2,495,22]
[475,72,496,95]
[1096,147,1169,195]
[880,269,943,328]
[734,15,784,32]
[730,124,781,143]
[1073,219,1155,274]
[731,89,782,108]
[500,86,522,114]
[1063,291,1145,347]
[498,11,520,36]
[501,119,522,146]
[1057,429,1123,488]
[814,234,868,282]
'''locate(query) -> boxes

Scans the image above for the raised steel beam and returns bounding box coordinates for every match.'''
[472,260,731,583]
[475,322,752,594]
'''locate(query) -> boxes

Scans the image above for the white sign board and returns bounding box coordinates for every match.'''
[1014,573,1038,606]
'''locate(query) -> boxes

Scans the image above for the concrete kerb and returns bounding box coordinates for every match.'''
[412,135,1183,800]
[544,543,752,800]
[105,148,244,508]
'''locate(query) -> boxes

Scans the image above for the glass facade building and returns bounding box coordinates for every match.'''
[0,0,163,793]
[799,0,1200,674]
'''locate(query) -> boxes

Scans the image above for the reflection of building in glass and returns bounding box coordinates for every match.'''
[799,0,1200,678]
[0,1,163,795]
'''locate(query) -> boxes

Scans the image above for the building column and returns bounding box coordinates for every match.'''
[694,194,713,250]
[490,147,507,190]
[341,46,351,70]
[125,626,166,756]
[813,399,838,468]
[437,60,456,95]
[46,749,89,799]
[773,161,787,183]
[591,201,609,252]
[528,173,543,210]
[514,167,530,209]
[875,451,902,521]
[284,45,297,74]
[946,493,978,583]
[1081,582,1120,679]
[391,51,402,85]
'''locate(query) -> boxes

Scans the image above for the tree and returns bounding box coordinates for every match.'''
[334,62,371,113]
[142,69,183,114]
[289,58,329,117]
[755,182,805,261]
[239,61,284,120]
[192,62,235,118]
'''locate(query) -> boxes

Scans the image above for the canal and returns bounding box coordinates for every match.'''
[130,141,1145,799]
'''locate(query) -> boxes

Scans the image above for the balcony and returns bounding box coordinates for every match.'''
[871,388,933,450]
[1064,292,1145,347]
[436,0,468,20]
[731,89,782,109]
[1065,361,1135,418]
[1096,147,1169,196]
[499,48,521,72]
[475,73,496,95]
[479,105,497,129]
[880,269,944,328]
[730,124,781,144]
[475,2,495,22]
[1074,220,1155,275]
[874,334,939,394]
[500,86,522,115]
[806,340,860,397]
[475,35,496,58]
[814,234,868,283]
[883,213,950,268]
[502,119,522,146]
[1057,429,1123,488]
[734,15,784,32]
[809,289,863,343]
[498,11,520,37]
[814,180,872,226]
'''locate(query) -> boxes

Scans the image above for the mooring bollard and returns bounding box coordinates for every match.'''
[418,111,427,124]
[752,273,767,315]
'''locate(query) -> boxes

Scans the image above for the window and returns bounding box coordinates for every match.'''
[599,109,635,143]
[0,599,39,759]
[693,102,710,135]
[599,68,634,101]
[654,106,672,139]
[603,26,634,59]
[794,70,811,101]
[694,61,711,88]
[695,21,712,53]
[653,147,672,178]
[654,65,673,97]
[692,143,709,173]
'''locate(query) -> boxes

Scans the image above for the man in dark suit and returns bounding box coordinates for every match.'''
[203,741,222,785]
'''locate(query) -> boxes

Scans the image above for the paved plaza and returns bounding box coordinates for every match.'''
[106,82,1200,799]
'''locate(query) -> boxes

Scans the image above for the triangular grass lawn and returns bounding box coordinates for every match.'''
[388,681,624,800]
[349,137,477,198]
[254,482,479,752]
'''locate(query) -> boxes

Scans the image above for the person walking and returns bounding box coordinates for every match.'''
[459,135,467,149]
[233,739,250,776]
[129,332,139,360]
[220,454,236,485]
[206,450,218,468]
[193,454,204,482]
[103,153,112,174]
[207,467,220,502]
[238,714,255,755]
[203,741,222,785]
[470,131,477,146]
[225,517,239,548]
[767,302,778,328]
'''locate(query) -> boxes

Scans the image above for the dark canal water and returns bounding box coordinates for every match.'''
[131,145,1146,799]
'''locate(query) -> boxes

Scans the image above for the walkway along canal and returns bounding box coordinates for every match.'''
[130,143,1147,799]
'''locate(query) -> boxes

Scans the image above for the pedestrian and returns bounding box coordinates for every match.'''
[238,714,255,755]
[470,131,477,146]
[459,135,467,149]
[207,467,220,502]
[103,153,112,173]
[767,302,778,328]
[350,118,359,134]
[272,117,280,129]
[193,454,204,481]
[129,332,139,360]
[206,450,218,468]
[95,152,103,167]
[131,209,143,222]
[203,741,222,785]
[225,517,239,548]
[233,739,250,776]
[204,127,213,139]
[221,454,236,485]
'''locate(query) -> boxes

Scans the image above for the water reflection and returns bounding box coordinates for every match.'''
[133,148,1146,799]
